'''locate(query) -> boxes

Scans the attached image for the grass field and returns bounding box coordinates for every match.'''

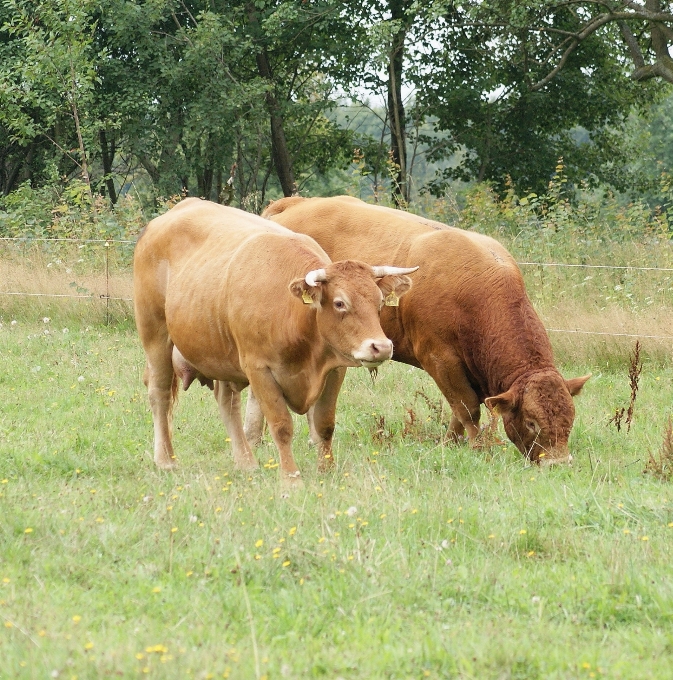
[1,314,673,679]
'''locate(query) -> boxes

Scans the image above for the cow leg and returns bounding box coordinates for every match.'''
[422,354,481,444]
[214,381,258,471]
[247,370,302,487]
[312,367,347,473]
[243,389,265,449]
[448,414,466,440]
[306,405,319,446]
[142,340,179,470]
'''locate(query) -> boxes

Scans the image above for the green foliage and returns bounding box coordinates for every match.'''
[3,0,672,208]
[0,179,150,239]
[447,161,673,246]
[412,2,663,196]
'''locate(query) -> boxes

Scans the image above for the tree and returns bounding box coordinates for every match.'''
[409,1,673,195]
[0,0,104,197]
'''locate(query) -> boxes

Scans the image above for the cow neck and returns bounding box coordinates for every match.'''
[503,367,553,396]
[472,298,557,398]
[291,298,346,375]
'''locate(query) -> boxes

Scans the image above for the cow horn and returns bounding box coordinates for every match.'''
[371,265,419,278]
[305,268,328,286]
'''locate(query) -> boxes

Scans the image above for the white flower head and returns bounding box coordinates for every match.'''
[43,317,50,324]
[345,506,357,517]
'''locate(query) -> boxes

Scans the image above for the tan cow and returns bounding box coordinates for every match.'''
[133,198,416,484]
[249,195,589,465]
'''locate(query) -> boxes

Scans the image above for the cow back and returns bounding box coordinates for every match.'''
[263,196,555,398]
[134,198,331,384]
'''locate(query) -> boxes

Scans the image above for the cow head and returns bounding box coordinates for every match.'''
[484,371,590,465]
[289,261,417,367]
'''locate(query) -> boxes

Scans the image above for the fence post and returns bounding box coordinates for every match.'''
[104,240,110,325]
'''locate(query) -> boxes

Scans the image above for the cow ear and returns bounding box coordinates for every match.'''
[289,278,322,306]
[566,373,591,397]
[377,275,413,307]
[485,390,516,415]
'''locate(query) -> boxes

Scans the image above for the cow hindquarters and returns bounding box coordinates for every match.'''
[214,381,258,470]
[247,368,302,488]
[311,367,346,472]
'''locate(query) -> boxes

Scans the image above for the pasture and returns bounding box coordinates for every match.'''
[2,202,673,680]
[1,311,673,679]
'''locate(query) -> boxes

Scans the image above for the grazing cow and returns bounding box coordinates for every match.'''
[249,195,589,465]
[133,198,416,484]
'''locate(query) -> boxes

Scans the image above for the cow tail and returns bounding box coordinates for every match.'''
[261,196,307,219]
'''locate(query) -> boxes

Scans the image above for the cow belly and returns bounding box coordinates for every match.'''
[173,341,247,385]
[167,321,247,386]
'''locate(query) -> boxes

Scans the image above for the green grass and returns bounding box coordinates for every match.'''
[1,319,673,679]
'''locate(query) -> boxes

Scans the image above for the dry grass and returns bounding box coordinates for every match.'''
[645,415,673,481]
[536,301,673,366]
[0,242,133,324]
[2,240,673,365]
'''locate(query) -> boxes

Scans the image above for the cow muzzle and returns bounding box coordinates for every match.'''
[353,338,393,367]
[538,450,573,466]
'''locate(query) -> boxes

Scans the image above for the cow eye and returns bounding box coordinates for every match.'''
[334,299,346,311]
[525,420,537,433]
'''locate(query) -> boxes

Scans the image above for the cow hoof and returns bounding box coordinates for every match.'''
[281,471,304,490]
[234,458,259,472]
[317,453,335,473]
[446,431,467,446]
[155,457,178,471]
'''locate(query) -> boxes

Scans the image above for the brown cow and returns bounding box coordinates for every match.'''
[249,195,589,465]
[133,198,416,484]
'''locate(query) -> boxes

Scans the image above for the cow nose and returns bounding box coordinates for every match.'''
[539,451,572,466]
[370,339,393,360]
[353,337,393,365]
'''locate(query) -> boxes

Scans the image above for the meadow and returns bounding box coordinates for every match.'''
[2,184,673,679]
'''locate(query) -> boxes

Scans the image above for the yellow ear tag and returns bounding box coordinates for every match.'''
[301,289,313,305]
[384,291,399,307]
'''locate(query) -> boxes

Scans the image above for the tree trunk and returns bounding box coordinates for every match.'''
[215,166,223,203]
[2,142,35,195]
[387,0,410,207]
[247,4,296,197]
[139,154,160,184]
[69,57,93,203]
[99,129,118,206]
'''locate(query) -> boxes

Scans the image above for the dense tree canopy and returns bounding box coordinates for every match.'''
[1,0,673,207]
